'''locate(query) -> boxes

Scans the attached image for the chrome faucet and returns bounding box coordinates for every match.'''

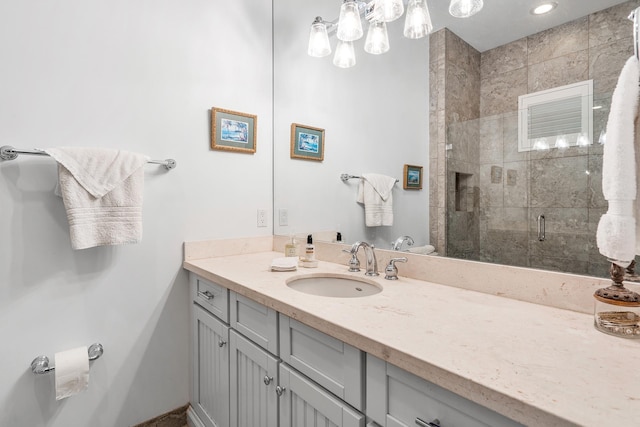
[350,241,379,276]
[392,235,414,251]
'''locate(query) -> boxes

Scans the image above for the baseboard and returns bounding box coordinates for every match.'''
[186,406,205,427]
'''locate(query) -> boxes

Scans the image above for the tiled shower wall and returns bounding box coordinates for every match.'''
[429,0,638,277]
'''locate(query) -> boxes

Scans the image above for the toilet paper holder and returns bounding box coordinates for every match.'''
[30,343,104,375]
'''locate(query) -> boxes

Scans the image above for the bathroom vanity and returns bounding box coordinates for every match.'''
[183,238,640,427]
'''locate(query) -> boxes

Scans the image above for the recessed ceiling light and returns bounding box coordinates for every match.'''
[531,2,558,15]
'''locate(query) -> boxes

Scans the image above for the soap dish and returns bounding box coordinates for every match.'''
[299,259,318,268]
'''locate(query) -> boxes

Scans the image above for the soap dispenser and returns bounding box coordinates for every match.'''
[284,234,298,257]
[305,234,316,261]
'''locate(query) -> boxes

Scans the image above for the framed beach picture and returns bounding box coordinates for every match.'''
[211,107,257,154]
[290,123,324,161]
[403,164,423,190]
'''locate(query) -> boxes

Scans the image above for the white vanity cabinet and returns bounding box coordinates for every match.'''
[190,273,366,427]
[190,273,520,427]
[366,355,523,427]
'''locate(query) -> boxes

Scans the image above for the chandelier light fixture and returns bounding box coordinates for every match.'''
[308,0,483,68]
[449,0,484,18]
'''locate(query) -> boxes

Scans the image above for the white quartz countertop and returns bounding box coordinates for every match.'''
[184,252,640,427]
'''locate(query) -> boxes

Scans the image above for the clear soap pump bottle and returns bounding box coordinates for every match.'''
[285,234,298,257]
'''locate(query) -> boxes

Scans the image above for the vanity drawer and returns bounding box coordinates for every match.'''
[279,314,364,411]
[366,355,523,427]
[190,273,229,322]
[230,292,278,355]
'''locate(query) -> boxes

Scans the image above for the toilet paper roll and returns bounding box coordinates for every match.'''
[54,346,89,400]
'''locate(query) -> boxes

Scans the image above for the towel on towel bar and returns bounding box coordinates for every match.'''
[357,173,396,227]
[44,147,149,250]
[596,56,640,267]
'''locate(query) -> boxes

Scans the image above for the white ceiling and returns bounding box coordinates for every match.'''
[429,0,632,52]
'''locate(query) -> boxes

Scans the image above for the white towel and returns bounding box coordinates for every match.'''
[357,173,396,227]
[44,147,149,250]
[596,56,640,267]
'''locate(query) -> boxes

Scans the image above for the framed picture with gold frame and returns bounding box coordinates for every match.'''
[290,123,324,161]
[211,107,257,154]
[403,164,423,190]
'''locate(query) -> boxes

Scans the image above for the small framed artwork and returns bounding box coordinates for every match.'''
[403,164,423,190]
[290,123,324,161]
[211,107,257,154]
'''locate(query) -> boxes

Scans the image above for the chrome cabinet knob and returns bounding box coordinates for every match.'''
[275,385,286,396]
[218,339,227,347]
[263,375,273,386]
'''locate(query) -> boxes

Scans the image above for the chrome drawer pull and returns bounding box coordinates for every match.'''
[275,385,286,396]
[218,339,227,348]
[263,375,273,386]
[416,418,440,427]
[198,290,215,300]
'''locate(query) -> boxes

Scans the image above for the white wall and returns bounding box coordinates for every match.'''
[0,1,272,426]
[273,0,430,249]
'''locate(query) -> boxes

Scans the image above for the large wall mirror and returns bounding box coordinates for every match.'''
[274,0,636,279]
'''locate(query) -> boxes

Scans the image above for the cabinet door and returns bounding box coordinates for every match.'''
[367,355,522,427]
[280,314,364,410]
[192,304,230,427]
[230,292,278,354]
[229,330,279,427]
[279,364,365,427]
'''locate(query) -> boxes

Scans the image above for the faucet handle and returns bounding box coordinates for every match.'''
[342,249,361,272]
[384,257,408,280]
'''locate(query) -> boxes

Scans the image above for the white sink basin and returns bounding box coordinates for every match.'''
[286,275,382,298]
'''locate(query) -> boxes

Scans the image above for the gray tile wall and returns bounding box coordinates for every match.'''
[433,1,639,277]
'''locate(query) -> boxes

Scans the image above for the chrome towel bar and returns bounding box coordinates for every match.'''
[340,173,398,183]
[31,343,104,375]
[0,145,176,170]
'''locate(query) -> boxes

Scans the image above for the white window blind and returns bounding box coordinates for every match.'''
[518,80,593,152]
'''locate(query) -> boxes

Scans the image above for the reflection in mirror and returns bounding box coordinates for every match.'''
[274,0,430,250]
[274,0,636,278]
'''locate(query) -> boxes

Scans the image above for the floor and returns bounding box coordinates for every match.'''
[131,404,188,427]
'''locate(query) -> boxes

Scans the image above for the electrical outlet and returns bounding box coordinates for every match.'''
[257,209,267,227]
[279,208,288,226]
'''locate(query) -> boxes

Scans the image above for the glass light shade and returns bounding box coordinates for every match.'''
[533,138,549,151]
[449,0,484,18]
[337,0,363,41]
[577,132,591,147]
[308,18,332,57]
[404,0,433,39]
[364,20,390,55]
[555,135,569,149]
[333,40,356,68]
[374,0,405,23]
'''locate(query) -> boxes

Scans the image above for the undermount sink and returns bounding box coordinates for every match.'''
[286,274,382,298]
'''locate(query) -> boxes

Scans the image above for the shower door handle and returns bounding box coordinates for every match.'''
[537,215,545,241]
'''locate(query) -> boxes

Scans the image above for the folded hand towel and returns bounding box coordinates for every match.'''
[357,173,396,227]
[270,257,298,272]
[596,56,640,267]
[44,147,149,250]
